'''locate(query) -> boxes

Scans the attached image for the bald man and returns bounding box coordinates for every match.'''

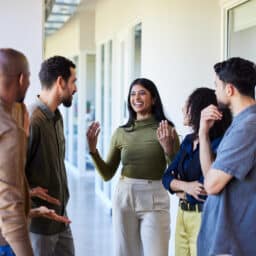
[0,48,33,256]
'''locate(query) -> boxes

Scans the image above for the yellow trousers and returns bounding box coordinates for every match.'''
[175,207,201,256]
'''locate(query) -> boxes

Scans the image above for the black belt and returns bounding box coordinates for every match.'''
[179,200,203,212]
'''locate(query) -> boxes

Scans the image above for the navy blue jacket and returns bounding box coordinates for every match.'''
[162,134,221,204]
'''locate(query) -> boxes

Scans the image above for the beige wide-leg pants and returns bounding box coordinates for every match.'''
[112,176,170,256]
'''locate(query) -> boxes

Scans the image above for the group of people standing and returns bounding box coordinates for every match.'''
[0,47,255,256]
[0,49,77,256]
[87,57,256,256]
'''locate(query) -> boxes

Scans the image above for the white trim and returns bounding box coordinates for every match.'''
[68,97,74,162]
[80,49,96,55]
[220,0,249,9]
[95,42,112,204]
[97,35,115,47]
[77,52,86,175]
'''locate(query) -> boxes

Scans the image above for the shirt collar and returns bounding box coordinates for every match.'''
[0,99,13,114]
[35,95,55,120]
[134,116,157,127]
[232,104,256,125]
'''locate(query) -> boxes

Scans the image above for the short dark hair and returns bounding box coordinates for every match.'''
[187,87,232,140]
[0,48,28,76]
[0,48,29,89]
[214,57,256,98]
[121,78,174,129]
[39,56,76,89]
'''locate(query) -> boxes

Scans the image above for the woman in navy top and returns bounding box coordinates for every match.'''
[162,88,232,256]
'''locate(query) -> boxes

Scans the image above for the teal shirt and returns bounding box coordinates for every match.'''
[91,116,180,181]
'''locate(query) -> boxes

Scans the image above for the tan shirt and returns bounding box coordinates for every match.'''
[0,101,33,256]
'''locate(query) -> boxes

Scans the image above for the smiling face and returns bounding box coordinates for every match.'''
[129,84,155,118]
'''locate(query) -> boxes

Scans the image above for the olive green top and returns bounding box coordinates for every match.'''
[91,116,180,181]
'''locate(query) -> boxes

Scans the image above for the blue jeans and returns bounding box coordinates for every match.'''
[0,245,15,256]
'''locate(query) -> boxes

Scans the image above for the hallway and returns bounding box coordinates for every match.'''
[67,172,114,256]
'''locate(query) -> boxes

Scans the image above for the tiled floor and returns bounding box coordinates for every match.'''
[67,172,114,256]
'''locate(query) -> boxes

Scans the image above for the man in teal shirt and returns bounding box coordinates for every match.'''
[198,57,256,255]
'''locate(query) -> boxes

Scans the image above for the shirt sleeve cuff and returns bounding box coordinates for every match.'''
[89,149,101,162]
[10,237,33,256]
[212,163,239,179]
[162,174,175,194]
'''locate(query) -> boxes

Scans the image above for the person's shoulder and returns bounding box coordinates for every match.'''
[27,102,41,117]
[233,106,256,129]
[183,133,193,143]
[175,133,191,151]
[220,113,256,148]
[0,110,17,136]
[115,127,122,132]
[117,125,136,134]
[243,112,256,126]
[114,127,124,136]
[112,127,128,143]
[0,122,20,148]
[27,102,47,125]
[231,113,256,135]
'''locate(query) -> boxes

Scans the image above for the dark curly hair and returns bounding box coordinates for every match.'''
[39,56,76,89]
[214,57,256,98]
[121,78,174,129]
[187,87,232,140]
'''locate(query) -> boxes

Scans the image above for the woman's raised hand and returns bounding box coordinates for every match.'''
[157,120,175,156]
[86,121,101,153]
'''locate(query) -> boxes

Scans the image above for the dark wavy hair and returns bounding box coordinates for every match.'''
[214,57,256,98]
[187,87,232,140]
[121,78,174,129]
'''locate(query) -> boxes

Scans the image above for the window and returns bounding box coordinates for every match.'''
[71,57,79,167]
[227,0,256,61]
[85,54,96,171]
[96,40,113,199]
[100,44,105,156]
[133,23,142,78]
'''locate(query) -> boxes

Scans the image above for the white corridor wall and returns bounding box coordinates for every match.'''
[95,0,222,255]
[0,0,44,103]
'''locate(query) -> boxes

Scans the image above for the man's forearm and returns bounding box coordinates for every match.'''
[10,237,33,256]
[0,191,34,256]
[199,133,214,176]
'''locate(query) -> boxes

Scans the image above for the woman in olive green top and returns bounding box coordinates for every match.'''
[87,78,179,256]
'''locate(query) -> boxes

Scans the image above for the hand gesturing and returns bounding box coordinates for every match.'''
[30,187,61,206]
[86,121,101,154]
[30,206,71,224]
[157,120,175,155]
